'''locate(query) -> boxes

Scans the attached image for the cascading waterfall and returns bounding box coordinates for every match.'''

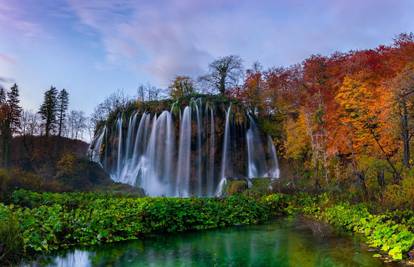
[216,105,232,196]
[176,107,192,196]
[246,114,267,178]
[88,126,106,164]
[89,98,280,197]
[207,107,215,196]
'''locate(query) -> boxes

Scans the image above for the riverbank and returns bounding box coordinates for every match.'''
[0,190,286,265]
[26,217,394,267]
[1,190,414,265]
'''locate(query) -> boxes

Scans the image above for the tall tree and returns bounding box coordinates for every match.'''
[39,86,58,136]
[0,88,5,104]
[0,84,22,167]
[199,55,243,94]
[57,89,69,137]
[391,64,414,168]
[6,83,22,133]
[169,76,194,99]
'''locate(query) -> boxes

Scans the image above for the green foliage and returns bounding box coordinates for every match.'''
[0,204,24,265]
[39,86,58,136]
[301,199,414,261]
[1,191,288,259]
[383,175,414,209]
[226,180,248,195]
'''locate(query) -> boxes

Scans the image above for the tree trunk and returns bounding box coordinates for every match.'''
[377,169,385,189]
[400,100,410,168]
[356,171,368,200]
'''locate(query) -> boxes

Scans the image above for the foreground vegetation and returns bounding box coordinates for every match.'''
[2,188,414,265]
[0,190,286,265]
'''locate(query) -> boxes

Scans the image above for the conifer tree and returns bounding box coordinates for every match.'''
[57,89,69,137]
[0,84,22,167]
[0,88,5,104]
[39,86,58,136]
[7,83,22,133]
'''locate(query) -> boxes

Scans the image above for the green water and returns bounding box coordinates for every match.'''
[30,217,397,267]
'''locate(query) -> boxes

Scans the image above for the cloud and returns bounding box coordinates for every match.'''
[0,53,16,65]
[0,0,45,39]
[65,0,414,86]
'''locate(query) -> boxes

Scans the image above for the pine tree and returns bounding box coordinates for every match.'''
[39,86,58,136]
[0,87,7,167]
[57,89,69,137]
[0,88,6,104]
[6,83,22,134]
[0,84,22,167]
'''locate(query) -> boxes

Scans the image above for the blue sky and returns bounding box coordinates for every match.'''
[0,0,414,114]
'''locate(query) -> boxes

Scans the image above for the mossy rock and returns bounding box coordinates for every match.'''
[247,178,272,196]
[226,180,249,195]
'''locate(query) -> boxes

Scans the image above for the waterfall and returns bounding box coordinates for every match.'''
[176,106,192,196]
[216,105,231,196]
[246,115,267,178]
[267,136,280,179]
[195,101,202,195]
[90,98,280,197]
[207,107,215,196]
[88,126,106,164]
[138,111,176,196]
[115,117,123,181]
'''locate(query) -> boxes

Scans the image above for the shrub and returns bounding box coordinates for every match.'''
[0,204,24,265]
[1,191,288,259]
[383,176,414,209]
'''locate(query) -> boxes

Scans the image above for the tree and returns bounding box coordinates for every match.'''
[391,64,414,168]
[336,75,400,181]
[39,86,58,136]
[67,110,87,140]
[0,88,5,104]
[0,84,22,167]
[91,90,130,130]
[57,89,69,137]
[199,55,243,94]
[6,83,22,134]
[169,76,194,99]
[20,110,41,136]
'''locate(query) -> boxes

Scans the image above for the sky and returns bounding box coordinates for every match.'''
[0,0,414,115]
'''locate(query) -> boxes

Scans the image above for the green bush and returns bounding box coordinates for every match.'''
[310,201,414,260]
[0,191,288,260]
[0,204,24,265]
[383,176,414,209]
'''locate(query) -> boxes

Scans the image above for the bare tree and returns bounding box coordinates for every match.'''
[199,55,243,94]
[136,84,165,102]
[20,110,41,136]
[90,90,130,129]
[67,110,87,140]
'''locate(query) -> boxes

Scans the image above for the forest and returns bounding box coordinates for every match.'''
[1,33,414,266]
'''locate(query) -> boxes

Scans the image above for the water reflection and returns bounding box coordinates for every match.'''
[28,218,395,267]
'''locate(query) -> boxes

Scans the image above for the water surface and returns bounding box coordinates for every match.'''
[29,217,397,267]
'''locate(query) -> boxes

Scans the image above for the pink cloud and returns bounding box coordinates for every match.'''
[0,53,16,65]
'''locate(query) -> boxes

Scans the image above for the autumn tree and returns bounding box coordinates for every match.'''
[336,75,399,181]
[57,89,69,137]
[169,76,195,99]
[199,55,243,94]
[39,86,58,136]
[391,64,414,168]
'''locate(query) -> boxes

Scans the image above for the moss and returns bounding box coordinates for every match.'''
[226,180,248,195]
